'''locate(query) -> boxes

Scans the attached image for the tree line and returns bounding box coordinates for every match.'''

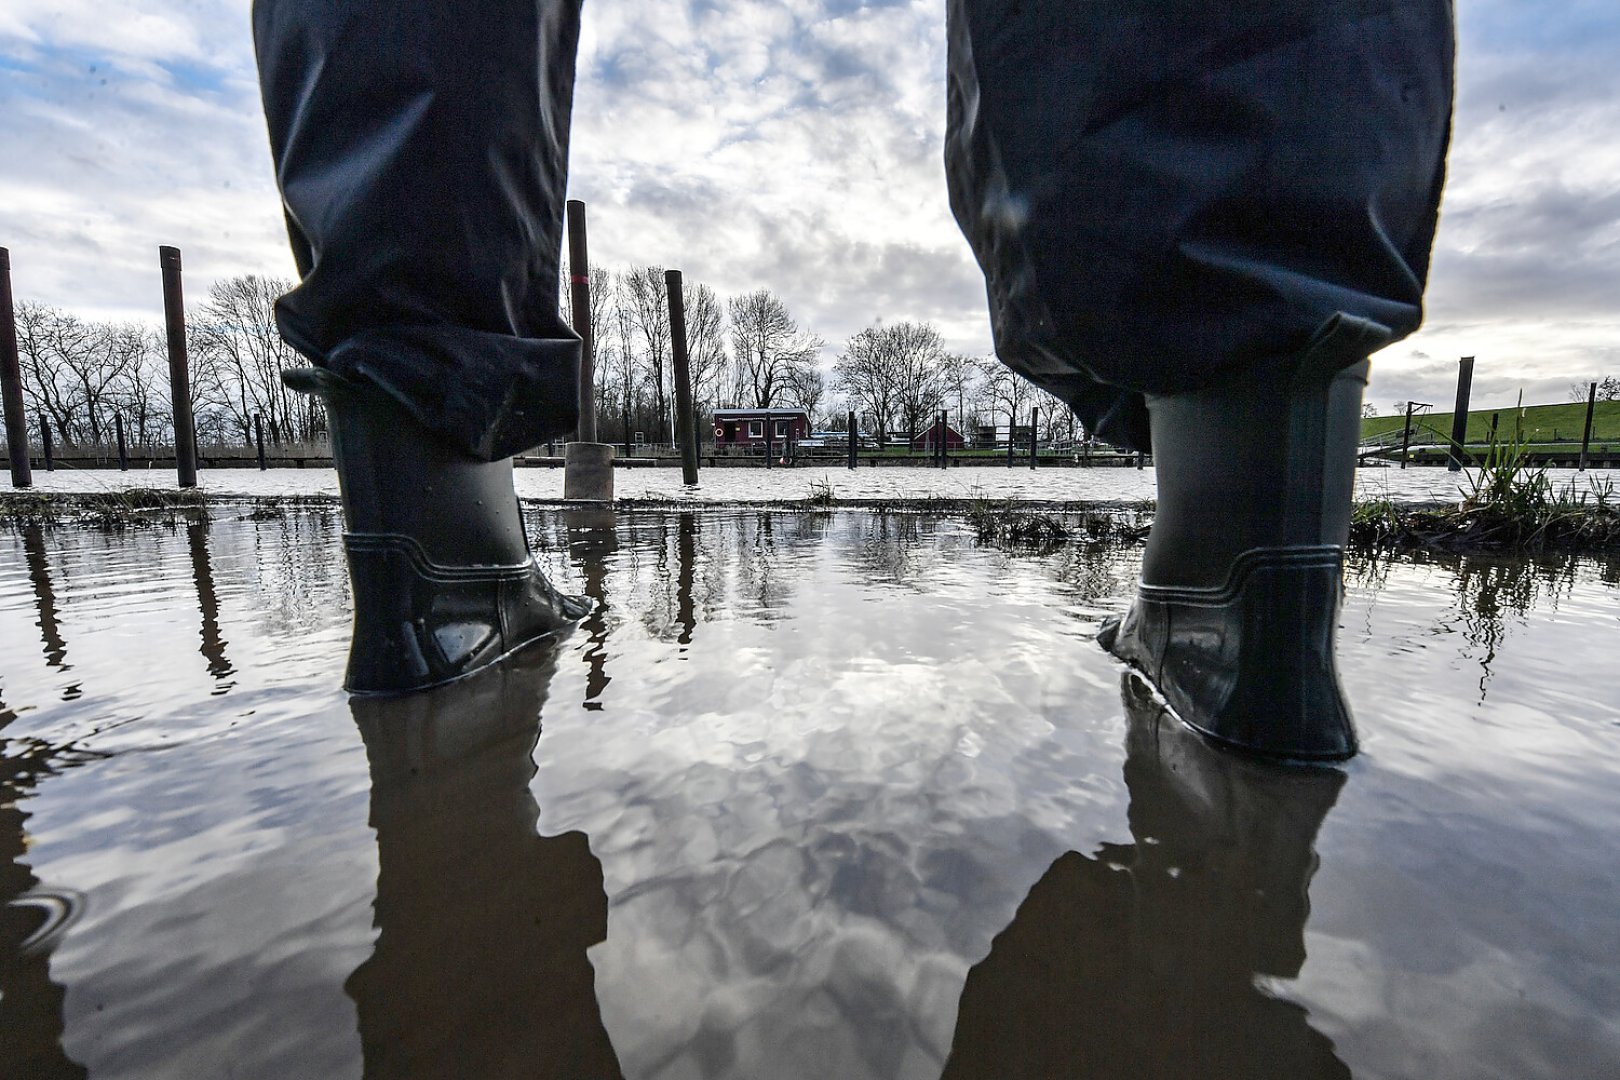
[13,269,1083,455]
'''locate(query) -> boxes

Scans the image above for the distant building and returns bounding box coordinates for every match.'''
[712,408,811,448]
[912,419,965,451]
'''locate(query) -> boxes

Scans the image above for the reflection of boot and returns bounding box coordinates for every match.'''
[1100,315,1385,760]
[347,651,622,1079]
[944,674,1348,1079]
[289,368,588,695]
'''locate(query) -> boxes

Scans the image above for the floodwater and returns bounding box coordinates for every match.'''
[20,461,1620,506]
[2,506,1618,1079]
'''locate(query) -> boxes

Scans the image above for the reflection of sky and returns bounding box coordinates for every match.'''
[2,2,1619,411]
[0,510,1617,1077]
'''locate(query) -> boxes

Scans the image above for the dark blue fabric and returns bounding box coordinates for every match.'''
[946,0,1455,451]
[253,0,583,460]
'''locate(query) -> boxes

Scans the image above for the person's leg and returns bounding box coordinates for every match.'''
[253,0,589,694]
[946,1,1455,758]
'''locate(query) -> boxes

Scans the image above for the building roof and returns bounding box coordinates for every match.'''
[712,407,810,418]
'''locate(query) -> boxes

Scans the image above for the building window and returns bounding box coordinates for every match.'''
[748,420,763,438]
[775,420,790,438]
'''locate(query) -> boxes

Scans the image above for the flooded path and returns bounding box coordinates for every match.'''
[2,508,1617,1078]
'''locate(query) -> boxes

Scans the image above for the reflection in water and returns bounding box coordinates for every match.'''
[21,524,69,675]
[0,706,89,1079]
[677,512,696,648]
[347,648,621,1079]
[567,510,618,711]
[945,676,1348,1079]
[185,518,235,690]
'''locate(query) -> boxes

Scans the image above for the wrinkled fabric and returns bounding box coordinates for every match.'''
[947,0,1455,451]
[253,0,583,460]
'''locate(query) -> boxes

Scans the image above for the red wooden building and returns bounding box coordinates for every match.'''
[912,419,966,451]
[713,408,811,448]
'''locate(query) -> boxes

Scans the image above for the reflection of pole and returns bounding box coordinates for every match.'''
[22,524,68,672]
[39,411,53,472]
[665,270,700,486]
[1579,381,1597,472]
[254,412,267,471]
[159,246,198,488]
[676,512,696,647]
[848,410,857,470]
[567,510,618,707]
[186,518,233,684]
[1,249,32,488]
[1447,356,1475,473]
[115,413,128,471]
[567,200,597,443]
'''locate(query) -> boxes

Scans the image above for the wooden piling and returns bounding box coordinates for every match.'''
[159,246,198,488]
[1029,406,1039,469]
[848,410,857,470]
[39,411,53,471]
[116,413,129,471]
[566,200,597,443]
[665,269,699,486]
[255,412,267,471]
[1446,356,1475,473]
[0,249,31,487]
[1579,382,1597,472]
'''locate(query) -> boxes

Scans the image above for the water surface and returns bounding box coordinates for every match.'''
[2,508,1617,1078]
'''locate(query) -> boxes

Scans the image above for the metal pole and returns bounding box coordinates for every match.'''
[665,269,699,486]
[566,200,597,443]
[1401,401,1415,469]
[1579,381,1597,472]
[0,249,31,487]
[39,411,53,471]
[116,413,129,471]
[1446,356,1475,473]
[160,246,198,488]
[1029,406,1039,469]
[848,410,857,470]
[255,412,267,471]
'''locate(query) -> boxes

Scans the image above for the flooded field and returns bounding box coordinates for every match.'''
[3,506,1618,1078]
[19,462,1620,506]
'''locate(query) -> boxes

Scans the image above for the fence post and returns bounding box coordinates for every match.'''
[39,411,53,471]
[1579,381,1597,472]
[159,246,198,488]
[665,269,699,486]
[255,412,267,471]
[0,249,31,488]
[116,413,129,471]
[1029,406,1039,469]
[1446,356,1475,473]
[1006,411,1015,467]
[848,410,857,470]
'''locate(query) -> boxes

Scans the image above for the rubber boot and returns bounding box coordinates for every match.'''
[1097,315,1386,761]
[287,368,589,695]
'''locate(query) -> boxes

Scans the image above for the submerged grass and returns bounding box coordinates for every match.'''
[0,488,209,529]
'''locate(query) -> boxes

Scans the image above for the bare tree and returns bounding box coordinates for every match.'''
[975,357,1034,442]
[786,365,827,427]
[623,266,672,443]
[682,280,727,409]
[833,321,945,447]
[1569,377,1620,402]
[728,289,821,409]
[189,275,318,445]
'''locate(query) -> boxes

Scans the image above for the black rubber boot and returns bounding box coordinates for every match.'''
[288,368,589,696]
[1098,315,1386,761]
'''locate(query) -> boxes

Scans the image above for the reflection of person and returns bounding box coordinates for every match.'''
[254,1,1453,740]
[943,676,1350,1078]
[347,651,622,1078]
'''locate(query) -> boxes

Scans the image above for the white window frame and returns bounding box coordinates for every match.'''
[775,420,790,438]
[748,420,764,438]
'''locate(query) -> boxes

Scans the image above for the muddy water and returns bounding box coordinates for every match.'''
[1,508,1617,1079]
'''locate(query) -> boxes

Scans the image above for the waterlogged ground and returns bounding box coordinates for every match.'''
[2,507,1618,1079]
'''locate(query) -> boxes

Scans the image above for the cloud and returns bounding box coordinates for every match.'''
[2,0,1616,410]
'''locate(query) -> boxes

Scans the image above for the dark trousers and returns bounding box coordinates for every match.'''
[255,0,1454,458]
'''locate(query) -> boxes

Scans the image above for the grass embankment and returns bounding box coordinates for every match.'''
[0,488,208,528]
[1361,399,1620,448]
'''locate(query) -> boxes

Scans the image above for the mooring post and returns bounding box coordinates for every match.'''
[1136,451,1145,470]
[1447,356,1475,473]
[567,200,596,443]
[765,412,773,470]
[116,413,129,471]
[1400,401,1416,469]
[1006,412,1015,468]
[39,411,53,471]
[848,410,857,470]
[1029,406,1039,469]
[561,200,614,501]
[0,249,32,488]
[665,269,699,486]
[159,246,198,488]
[938,411,947,468]
[1579,381,1597,472]
[255,412,267,471]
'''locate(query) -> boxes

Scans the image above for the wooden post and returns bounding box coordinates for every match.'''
[1447,356,1475,472]
[255,412,267,470]
[665,269,699,486]
[848,410,857,470]
[39,411,53,471]
[1401,401,1417,469]
[116,413,129,471]
[765,411,773,469]
[1,249,31,487]
[159,246,198,488]
[566,200,597,443]
[1006,411,1015,467]
[1579,381,1597,472]
[1029,406,1039,469]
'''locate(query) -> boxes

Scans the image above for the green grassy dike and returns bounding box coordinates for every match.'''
[1362,398,1620,448]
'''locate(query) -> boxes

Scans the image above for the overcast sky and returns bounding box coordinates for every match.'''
[2,0,1616,413]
